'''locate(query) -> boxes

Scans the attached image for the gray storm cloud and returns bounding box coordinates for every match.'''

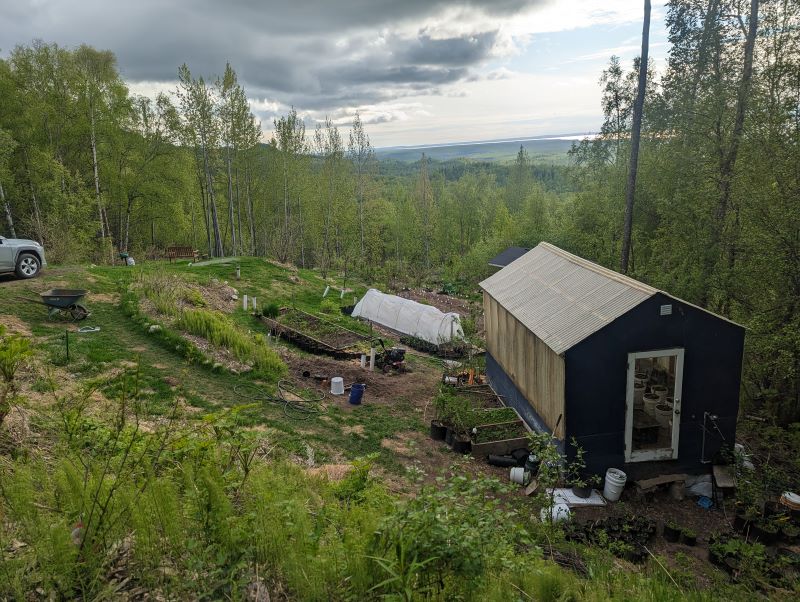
[0,0,546,120]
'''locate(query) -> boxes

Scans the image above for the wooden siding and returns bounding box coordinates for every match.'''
[484,291,566,438]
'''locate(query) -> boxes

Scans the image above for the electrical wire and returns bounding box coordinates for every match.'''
[233,380,325,420]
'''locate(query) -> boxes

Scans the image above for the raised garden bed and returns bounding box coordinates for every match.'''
[261,308,368,358]
[450,385,503,409]
[400,335,470,358]
[469,408,531,457]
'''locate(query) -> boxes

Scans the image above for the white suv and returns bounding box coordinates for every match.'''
[0,236,47,278]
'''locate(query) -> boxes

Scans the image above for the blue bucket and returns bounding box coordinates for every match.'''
[348,383,366,405]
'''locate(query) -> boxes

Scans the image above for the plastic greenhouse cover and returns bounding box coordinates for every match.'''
[351,289,464,345]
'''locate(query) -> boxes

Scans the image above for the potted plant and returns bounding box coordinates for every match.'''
[680,528,697,546]
[430,389,450,441]
[448,396,474,455]
[751,519,779,545]
[781,522,799,544]
[663,520,681,542]
[566,438,599,498]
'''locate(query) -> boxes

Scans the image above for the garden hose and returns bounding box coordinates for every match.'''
[233,380,325,420]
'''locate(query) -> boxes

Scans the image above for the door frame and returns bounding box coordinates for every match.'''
[624,348,684,462]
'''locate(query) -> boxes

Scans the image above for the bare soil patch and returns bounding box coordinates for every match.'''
[0,314,33,336]
[90,292,118,303]
[280,350,433,403]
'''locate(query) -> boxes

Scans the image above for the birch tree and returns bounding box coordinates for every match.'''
[348,113,373,259]
[620,0,651,274]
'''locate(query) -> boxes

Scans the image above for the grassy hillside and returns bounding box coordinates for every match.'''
[0,260,794,600]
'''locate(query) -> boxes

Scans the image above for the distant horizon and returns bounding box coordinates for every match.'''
[373,131,598,151]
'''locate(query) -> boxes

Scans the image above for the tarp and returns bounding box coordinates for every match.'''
[351,288,464,345]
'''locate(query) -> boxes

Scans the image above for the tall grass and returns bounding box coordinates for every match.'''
[177,308,285,379]
[0,400,750,601]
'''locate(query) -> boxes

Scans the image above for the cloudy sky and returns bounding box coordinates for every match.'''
[0,0,668,147]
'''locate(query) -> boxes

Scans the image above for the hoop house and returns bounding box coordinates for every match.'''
[351,289,464,345]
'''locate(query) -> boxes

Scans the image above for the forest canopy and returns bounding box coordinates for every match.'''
[0,0,798,422]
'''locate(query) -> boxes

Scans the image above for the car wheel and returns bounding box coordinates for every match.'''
[15,253,41,279]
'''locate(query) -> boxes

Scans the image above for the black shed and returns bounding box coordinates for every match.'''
[488,246,531,268]
[480,242,745,479]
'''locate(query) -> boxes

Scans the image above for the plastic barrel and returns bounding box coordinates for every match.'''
[348,383,365,405]
[603,468,627,502]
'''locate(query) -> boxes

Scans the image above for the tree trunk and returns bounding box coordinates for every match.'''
[245,160,256,255]
[620,0,651,274]
[22,149,44,243]
[0,181,15,238]
[202,143,223,257]
[280,152,291,262]
[90,101,106,245]
[226,145,236,255]
[124,195,133,252]
[198,170,212,258]
[716,0,759,225]
[235,166,243,256]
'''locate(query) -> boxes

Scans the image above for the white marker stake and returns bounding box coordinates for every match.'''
[323,285,330,298]
[369,347,376,371]
[251,297,257,311]
[243,294,248,310]
[360,354,366,368]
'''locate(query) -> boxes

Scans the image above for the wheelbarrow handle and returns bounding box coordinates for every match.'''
[14,296,49,306]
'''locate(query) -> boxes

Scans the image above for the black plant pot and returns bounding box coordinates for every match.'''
[781,527,799,544]
[572,484,592,499]
[723,556,740,575]
[751,523,779,545]
[663,524,681,542]
[451,436,472,455]
[733,513,751,534]
[430,420,447,441]
[764,501,782,518]
[445,427,455,446]
[681,532,697,546]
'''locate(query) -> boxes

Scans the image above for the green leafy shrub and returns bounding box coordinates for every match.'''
[261,302,280,319]
[0,325,32,425]
[319,298,339,314]
[374,475,517,597]
[182,287,207,308]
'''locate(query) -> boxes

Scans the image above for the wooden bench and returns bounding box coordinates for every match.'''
[165,246,200,262]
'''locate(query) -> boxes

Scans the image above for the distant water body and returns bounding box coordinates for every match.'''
[375,133,598,163]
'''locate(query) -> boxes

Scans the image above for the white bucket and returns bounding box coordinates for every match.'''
[634,382,645,406]
[652,385,668,402]
[643,393,659,416]
[655,403,672,429]
[540,503,571,523]
[330,377,345,395]
[603,468,627,502]
[509,467,529,485]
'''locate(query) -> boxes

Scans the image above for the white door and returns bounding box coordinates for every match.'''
[624,348,684,462]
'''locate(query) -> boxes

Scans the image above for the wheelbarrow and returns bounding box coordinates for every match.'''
[18,289,91,321]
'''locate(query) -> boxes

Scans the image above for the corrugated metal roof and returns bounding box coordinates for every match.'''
[480,242,657,355]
